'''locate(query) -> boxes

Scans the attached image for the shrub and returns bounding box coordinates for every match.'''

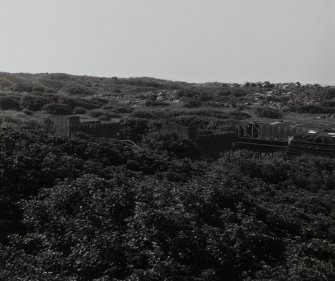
[58,96,102,110]
[89,109,104,117]
[0,78,14,89]
[12,82,48,93]
[89,109,121,119]
[297,104,335,114]
[42,103,72,115]
[321,100,335,107]
[183,99,202,108]
[323,88,335,99]
[143,132,202,159]
[103,104,134,113]
[255,107,283,119]
[0,95,20,110]
[22,109,33,115]
[145,100,170,107]
[62,83,94,96]
[73,107,86,114]
[129,111,158,119]
[98,114,112,121]
[20,95,51,111]
[114,106,134,113]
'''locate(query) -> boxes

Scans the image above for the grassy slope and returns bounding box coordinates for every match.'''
[0,72,334,124]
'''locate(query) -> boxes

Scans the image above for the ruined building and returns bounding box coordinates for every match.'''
[47,115,335,158]
[48,115,121,139]
[237,118,335,157]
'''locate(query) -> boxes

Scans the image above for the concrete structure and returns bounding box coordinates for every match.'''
[47,115,121,138]
[47,115,335,158]
[161,124,198,140]
[237,118,335,157]
[49,115,80,137]
[161,123,237,158]
[79,121,120,138]
[288,131,335,157]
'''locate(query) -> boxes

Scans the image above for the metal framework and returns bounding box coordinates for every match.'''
[238,122,260,139]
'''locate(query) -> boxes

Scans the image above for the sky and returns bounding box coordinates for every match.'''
[0,0,334,84]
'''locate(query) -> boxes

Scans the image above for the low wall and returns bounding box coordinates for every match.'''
[161,124,198,140]
[78,123,121,138]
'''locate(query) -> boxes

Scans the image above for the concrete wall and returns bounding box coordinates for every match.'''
[258,124,307,141]
[78,123,121,138]
[161,124,198,140]
[239,122,312,142]
[49,115,80,137]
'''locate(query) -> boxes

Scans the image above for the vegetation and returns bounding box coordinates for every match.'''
[0,119,334,280]
[145,100,170,107]
[73,107,87,114]
[20,95,52,111]
[296,104,335,114]
[255,107,283,119]
[89,109,121,119]
[43,103,72,115]
[0,73,334,280]
[0,95,20,110]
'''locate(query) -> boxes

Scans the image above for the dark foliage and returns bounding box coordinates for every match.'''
[255,107,283,119]
[0,95,21,110]
[145,100,170,107]
[0,92,334,280]
[0,134,334,280]
[43,103,72,115]
[62,83,94,96]
[20,95,52,111]
[296,104,335,114]
[12,82,49,93]
[73,107,86,114]
[143,132,202,159]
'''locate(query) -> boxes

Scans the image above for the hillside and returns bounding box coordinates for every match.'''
[0,73,335,280]
[0,72,334,126]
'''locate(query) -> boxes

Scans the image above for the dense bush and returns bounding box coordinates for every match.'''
[0,131,334,280]
[42,103,72,115]
[0,78,14,89]
[58,96,103,110]
[73,107,86,114]
[0,95,20,110]
[62,83,94,96]
[22,108,33,115]
[297,104,335,114]
[89,109,121,119]
[321,100,335,107]
[114,105,134,113]
[102,104,134,113]
[12,82,49,93]
[143,132,202,159]
[20,95,51,111]
[89,108,105,117]
[145,100,170,106]
[129,110,159,119]
[0,103,335,280]
[182,98,203,108]
[255,107,283,118]
[322,88,335,99]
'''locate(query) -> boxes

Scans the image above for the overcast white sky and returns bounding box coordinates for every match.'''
[0,0,334,84]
